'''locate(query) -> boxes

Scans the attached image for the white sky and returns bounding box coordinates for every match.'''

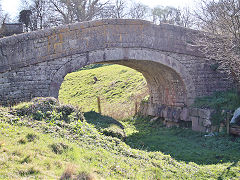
[2,0,196,19]
[136,0,195,8]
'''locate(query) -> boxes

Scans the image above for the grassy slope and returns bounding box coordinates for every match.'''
[59,65,148,118]
[1,105,240,179]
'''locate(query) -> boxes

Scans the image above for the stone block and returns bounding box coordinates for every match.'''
[180,107,190,121]
[191,116,206,132]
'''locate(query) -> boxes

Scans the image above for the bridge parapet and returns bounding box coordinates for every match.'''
[0,19,202,74]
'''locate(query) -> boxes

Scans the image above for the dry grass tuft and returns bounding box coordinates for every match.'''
[60,164,76,180]
[60,164,98,180]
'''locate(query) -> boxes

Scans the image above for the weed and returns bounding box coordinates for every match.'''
[19,167,39,176]
[18,138,26,144]
[26,133,38,142]
[102,124,125,140]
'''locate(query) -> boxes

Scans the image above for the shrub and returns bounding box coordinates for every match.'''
[31,97,59,113]
[14,97,84,123]
[31,97,58,106]
[14,97,58,117]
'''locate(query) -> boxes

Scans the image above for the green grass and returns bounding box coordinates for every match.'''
[1,102,240,179]
[193,89,240,110]
[59,64,148,119]
[123,116,240,165]
[193,90,240,125]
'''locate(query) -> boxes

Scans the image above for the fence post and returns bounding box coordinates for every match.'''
[226,113,230,135]
[134,101,138,116]
[97,96,101,114]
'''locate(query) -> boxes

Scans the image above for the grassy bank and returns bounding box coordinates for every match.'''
[59,64,148,119]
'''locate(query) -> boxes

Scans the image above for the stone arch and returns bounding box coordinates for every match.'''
[49,47,195,106]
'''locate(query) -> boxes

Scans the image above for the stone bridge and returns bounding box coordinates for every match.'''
[0,19,233,115]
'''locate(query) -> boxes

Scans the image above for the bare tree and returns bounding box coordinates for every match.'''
[99,0,127,19]
[48,0,110,24]
[151,6,181,25]
[150,6,195,28]
[178,7,195,28]
[30,0,49,29]
[111,0,127,18]
[194,0,240,34]
[195,0,240,87]
[0,0,10,24]
[128,2,150,20]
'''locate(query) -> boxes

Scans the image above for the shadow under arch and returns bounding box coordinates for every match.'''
[49,47,196,107]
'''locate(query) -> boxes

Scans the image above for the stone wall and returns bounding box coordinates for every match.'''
[140,102,231,132]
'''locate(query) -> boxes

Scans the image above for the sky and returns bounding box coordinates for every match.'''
[137,0,195,8]
[2,0,196,19]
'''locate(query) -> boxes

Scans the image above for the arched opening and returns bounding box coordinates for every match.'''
[49,48,195,118]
